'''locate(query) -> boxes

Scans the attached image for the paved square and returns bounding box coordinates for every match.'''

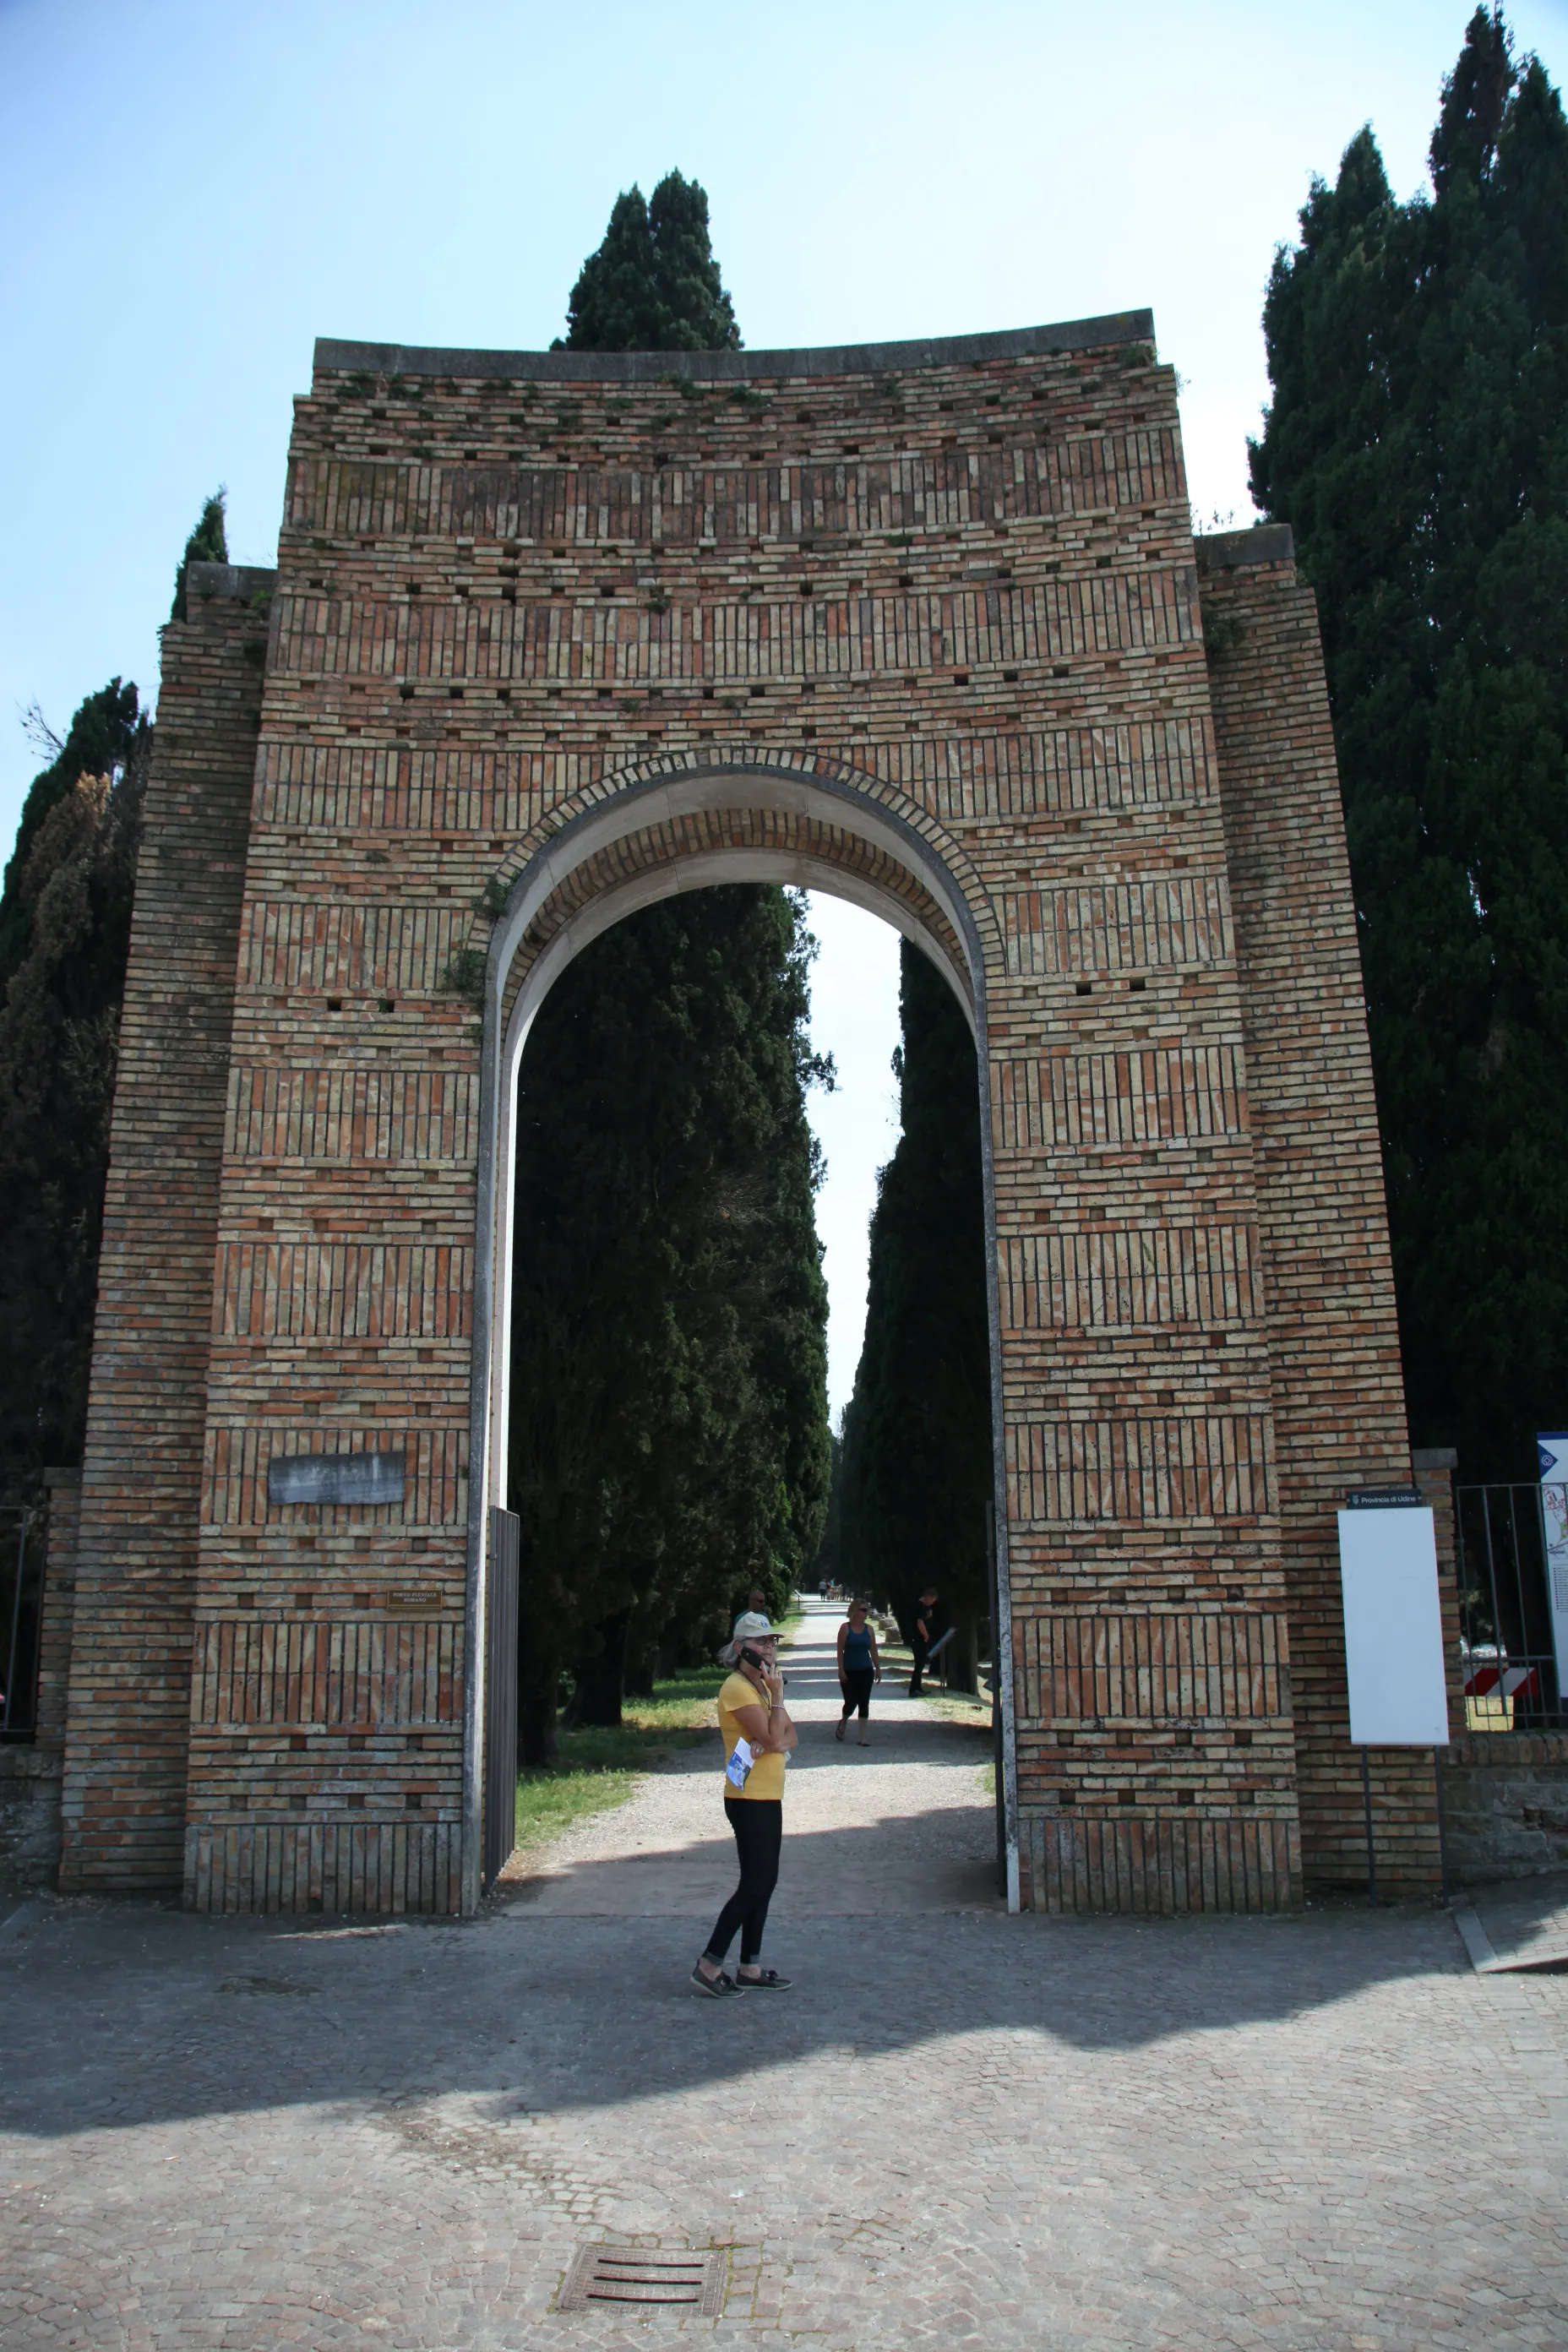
[3,1605,1564,2349]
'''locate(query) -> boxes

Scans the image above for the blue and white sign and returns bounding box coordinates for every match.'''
[1536,1433,1568,1701]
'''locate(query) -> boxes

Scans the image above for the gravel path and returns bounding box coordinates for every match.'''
[502,1596,1001,1919]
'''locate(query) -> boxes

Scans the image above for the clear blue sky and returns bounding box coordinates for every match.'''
[3,0,1565,1409]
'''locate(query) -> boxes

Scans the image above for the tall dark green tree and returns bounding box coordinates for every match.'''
[838,945,993,1682]
[0,683,146,989]
[0,487,226,1495]
[510,890,830,1750]
[559,172,740,352]
[0,703,151,1491]
[169,489,227,623]
[1250,8,1568,1476]
[510,175,825,1755]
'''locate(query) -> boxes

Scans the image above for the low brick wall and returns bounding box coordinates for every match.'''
[1442,1734,1568,1884]
[0,1749,63,1885]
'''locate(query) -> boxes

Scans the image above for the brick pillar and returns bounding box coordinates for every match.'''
[58,563,273,1889]
[1202,527,1439,1898]
[35,1468,80,1757]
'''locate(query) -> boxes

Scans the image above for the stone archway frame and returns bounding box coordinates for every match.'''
[461,752,1021,1914]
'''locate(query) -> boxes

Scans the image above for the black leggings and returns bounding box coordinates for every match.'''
[704,1798,782,1967]
[840,1668,874,1721]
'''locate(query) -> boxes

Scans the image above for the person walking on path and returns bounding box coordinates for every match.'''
[835,1601,881,1745]
[692,1613,798,1999]
[908,1587,939,1696]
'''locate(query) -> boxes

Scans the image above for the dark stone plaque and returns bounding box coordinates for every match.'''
[267,1451,406,1507]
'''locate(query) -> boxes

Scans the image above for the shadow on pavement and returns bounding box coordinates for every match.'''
[1465,1866,1568,1968]
[0,1872,1471,2143]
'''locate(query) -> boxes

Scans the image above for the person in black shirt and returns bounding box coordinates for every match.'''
[907,1587,939,1696]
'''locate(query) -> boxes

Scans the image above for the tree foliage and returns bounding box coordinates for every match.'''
[559,172,740,353]
[510,890,830,1745]
[0,682,146,990]
[1249,7,1568,1475]
[838,945,993,1677]
[513,175,825,1752]
[0,484,223,1495]
[0,713,150,1492]
[169,489,227,623]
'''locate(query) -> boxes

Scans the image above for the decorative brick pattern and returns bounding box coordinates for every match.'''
[183,1820,460,1914]
[213,1240,471,1342]
[1023,1609,1289,1719]
[1026,1813,1298,1914]
[509,804,964,991]
[999,874,1231,977]
[35,1469,80,1754]
[1001,1222,1260,1331]
[1202,535,1431,1895]
[57,317,1430,1914]
[59,564,270,1890]
[201,1426,466,1528]
[225,1066,479,1163]
[191,1617,459,1726]
[993,1044,1247,1151]
[1007,1415,1274,1523]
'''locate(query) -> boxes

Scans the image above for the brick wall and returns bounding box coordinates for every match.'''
[166,317,1300,1915]
[58,565,270,1888]
[1442,1732,1568,1881]
[60,317,1423,1915]
[1202,532,1438,1897]
[34,1467,79,1754]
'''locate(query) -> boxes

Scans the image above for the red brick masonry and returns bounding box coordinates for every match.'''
[58,316,1438,1914]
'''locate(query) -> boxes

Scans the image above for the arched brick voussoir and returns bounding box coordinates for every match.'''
[500,803,966,1043]
[479,749,1004,1053]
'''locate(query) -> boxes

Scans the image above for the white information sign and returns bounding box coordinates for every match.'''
[1535,1434,1568,1701]
[1337,1506,1449,1745]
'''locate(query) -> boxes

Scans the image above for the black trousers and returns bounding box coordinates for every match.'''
[840,1668,874,1721]
[704,1797,782,1967]
[908,1637,930,1694]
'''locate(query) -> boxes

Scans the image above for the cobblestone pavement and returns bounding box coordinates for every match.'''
[3,1604,1565,2350]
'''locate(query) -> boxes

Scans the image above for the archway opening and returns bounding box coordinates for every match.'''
[466,768,1020,1914]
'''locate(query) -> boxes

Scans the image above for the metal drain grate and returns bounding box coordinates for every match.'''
[557,2246,727,2313]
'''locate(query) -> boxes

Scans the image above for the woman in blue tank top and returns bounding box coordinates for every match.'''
[835,1602,882,1746]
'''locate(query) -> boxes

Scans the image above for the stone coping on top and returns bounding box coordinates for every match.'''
[313,311,1157,386]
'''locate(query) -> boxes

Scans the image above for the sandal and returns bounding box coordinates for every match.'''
[835,1720,846,1742]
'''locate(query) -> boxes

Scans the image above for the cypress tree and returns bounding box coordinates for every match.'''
[0,715,150,1491]
[0,486,226,1496]
[0,682,146,989]
[839,945,992,1681]
[513,176,825,1754]
[510,890,829,1747]
[169,489,228,623]
[1250,8,1568,1476]
[559,172,740,352]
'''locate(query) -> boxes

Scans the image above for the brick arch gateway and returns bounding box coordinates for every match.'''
[53,311,1454,1919]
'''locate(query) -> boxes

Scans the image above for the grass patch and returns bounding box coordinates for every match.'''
[876,1635,994,1727]
[513,1660,726,1855]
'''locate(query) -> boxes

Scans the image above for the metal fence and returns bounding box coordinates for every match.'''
[0,1505,45,1742]
[1456,1482,1566,1731]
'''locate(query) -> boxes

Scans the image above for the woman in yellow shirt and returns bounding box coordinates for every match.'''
[692,1612,798,1998]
